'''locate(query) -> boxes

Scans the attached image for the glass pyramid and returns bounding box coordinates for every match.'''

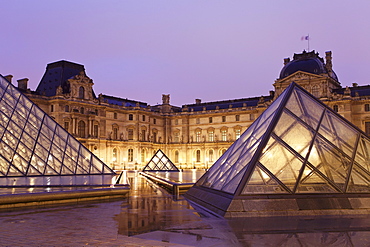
[186,82,369,216]
[0,75,114,178]
[143,149,179,172]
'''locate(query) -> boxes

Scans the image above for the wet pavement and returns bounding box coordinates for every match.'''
[0,171,369,246]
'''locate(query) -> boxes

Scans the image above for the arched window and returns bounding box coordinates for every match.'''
[112,148,117,162]
[196,150,201,163]
[174,150,179,163]
[78,120,85,138]
[78,86,85,99]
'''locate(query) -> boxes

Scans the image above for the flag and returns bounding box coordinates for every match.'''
[301,35,309,41]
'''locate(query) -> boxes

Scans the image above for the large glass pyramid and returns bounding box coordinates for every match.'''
[185,82,370,216]
[0,75,114,180]
[143,149,179,172]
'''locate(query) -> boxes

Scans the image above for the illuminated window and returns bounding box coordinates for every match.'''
[78,120,85,138]
[196,150,201,162]
[221,129,227,141]
[196,131,201,142]
[209,149,214,162]
[112,148,117,162]
[141,148,145,163]
[128,149,133,162]
[235,129,241,139]
[174,150,179,163]
[208,131,214,142]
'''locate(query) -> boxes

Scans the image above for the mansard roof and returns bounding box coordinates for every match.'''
[35,60,96,98]
[100,94,148,108]
[183,94,274,112]
[333,85,370,97]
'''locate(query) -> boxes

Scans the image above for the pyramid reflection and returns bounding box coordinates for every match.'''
[185,82,370,217]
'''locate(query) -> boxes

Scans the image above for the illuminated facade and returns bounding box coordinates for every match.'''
[6,50,370,170]
[185,82,370,217]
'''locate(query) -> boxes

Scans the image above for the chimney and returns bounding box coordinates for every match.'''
[195,99,201,104]
[17,78,29,91]
[325,51,333,72]
[4,75,13,83]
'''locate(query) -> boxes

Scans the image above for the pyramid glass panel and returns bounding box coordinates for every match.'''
[296,165,339,193]
[143,149,179,171]
[0,75,113,179]
[307,137,350,191]
[242,164,290,194]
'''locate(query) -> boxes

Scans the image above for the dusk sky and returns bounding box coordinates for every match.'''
[1,1,370,106]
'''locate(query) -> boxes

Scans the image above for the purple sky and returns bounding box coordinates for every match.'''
[2,1,370,106]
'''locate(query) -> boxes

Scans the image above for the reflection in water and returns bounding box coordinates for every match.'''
[114,171,370,246]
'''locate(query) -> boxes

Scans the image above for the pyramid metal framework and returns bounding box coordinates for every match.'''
[0,75,114,177]
[185,82,370,216]
[143,149,179,172]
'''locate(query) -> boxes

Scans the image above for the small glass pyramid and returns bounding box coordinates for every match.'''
[0,75,114,178]
[186,82,370,216]
[143,149,179,172]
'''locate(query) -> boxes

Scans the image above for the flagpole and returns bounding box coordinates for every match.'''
[307,34,310,51]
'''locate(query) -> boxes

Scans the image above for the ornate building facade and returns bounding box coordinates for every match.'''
[6,50,370,170]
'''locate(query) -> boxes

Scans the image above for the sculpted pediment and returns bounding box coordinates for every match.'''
[277,71,324,83]
[68,71,93,84]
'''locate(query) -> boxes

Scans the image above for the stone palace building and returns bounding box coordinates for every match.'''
[5,50,370,170]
